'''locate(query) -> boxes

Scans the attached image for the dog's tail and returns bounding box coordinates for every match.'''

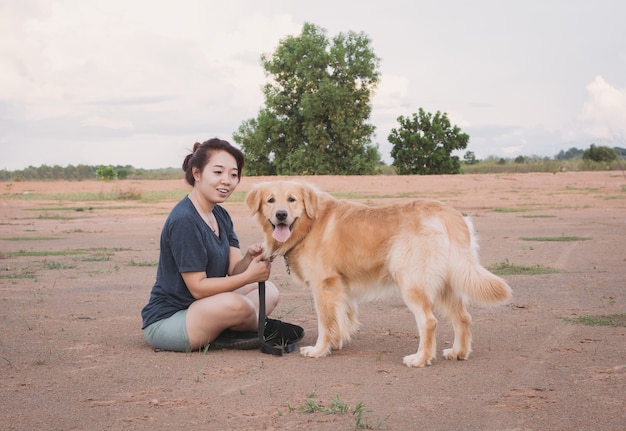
[450,217,512,304]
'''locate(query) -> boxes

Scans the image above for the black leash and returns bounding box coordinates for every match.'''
[258,281,284,355]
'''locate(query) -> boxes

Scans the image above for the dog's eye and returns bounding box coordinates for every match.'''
[267,197,275,204]
[288,197,296,203]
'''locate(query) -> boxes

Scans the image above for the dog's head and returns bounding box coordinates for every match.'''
[246,181,319,249]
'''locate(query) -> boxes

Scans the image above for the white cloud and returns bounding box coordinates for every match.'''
[579,76,626,140]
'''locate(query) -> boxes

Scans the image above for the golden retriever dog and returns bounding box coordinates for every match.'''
[246,181,512,367]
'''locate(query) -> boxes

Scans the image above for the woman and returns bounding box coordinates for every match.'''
[141,138,280,351]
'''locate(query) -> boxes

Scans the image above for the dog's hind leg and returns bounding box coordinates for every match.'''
[439,291,473,360]
[400,286,438,368]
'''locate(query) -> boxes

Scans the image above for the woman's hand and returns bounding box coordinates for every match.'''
[230,243,273,277]
[183,252,271,299]
[244,254,271,282]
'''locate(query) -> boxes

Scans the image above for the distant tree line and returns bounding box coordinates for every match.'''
[1,143,624,181]
[0,164,181,182]
[556,145,625,161]
[0,164,97,181]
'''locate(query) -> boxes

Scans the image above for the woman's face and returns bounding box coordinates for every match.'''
[193,150,240,204]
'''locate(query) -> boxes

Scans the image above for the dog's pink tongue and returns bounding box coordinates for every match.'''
[272,224,291,243]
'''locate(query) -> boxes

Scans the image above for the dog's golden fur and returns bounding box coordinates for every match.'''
[246,180,512,367]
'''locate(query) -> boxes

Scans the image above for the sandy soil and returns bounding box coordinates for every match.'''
[1,171,624,430]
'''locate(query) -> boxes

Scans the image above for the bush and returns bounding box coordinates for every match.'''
[583,144,617,163]
[95,165,117,181]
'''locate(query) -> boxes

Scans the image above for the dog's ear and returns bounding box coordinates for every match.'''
[301,183,319,219]
[245,185,262,216]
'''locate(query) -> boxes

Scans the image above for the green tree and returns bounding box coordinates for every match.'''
[583,144,617,163]
[555,147,583,160]
[389,109,469,175]
[95,165,117,181]
[463,151,478,165]
[234,22,381,175]
[77,164,96,180]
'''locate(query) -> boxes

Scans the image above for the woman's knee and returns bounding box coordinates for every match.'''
[186,294,256,344]
[221,292,257,317]
[189,292,254,321]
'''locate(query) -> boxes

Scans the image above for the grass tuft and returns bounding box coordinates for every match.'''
[43,261,75,270]
[493,207,536,213]
[1,236,62,241]
[295,395,385,429]
[488,259,559,275]
[128,259,158,267]
[562,313,626,327]
[520,235,591,242]
[7,247,129,258]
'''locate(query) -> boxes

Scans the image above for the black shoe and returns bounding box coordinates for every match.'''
[263,318,305,348]
[208,329,260,350]
[208,318,304,351]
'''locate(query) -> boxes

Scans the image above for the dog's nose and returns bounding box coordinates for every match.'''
[276,210,288,222]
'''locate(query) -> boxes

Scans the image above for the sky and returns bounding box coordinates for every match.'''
[1,0,625,170]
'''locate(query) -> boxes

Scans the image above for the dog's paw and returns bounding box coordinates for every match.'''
[402,353,432,368]
[300,345,331,358]
[442,348,470,360]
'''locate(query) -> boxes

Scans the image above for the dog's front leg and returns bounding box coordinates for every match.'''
[300,322,333,358]
[300,277,344,358]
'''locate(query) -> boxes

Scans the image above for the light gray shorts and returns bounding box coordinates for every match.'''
[143,309,190,352]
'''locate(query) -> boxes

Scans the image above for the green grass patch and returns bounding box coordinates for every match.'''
[1,236,62,241]
[36,213,72,220]
[493,207,536,213]
[26,205,142,211]
[562,313,626,327]
[0,271,37,280]
[488,259,559,275]
[43,261,76,270]
[5,191,129,201]
[330,191,419,200]
[75,254,111,262]
[26,206,94,212]
[5,188,189,203]
[6,247,130,258]
[292,395,384,429]
[520,236,591,242]
[519,214,557,219]
[599,195,625,200]
[128,259,158,267]
[564,186,600,193]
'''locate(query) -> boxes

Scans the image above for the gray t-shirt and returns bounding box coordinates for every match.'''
[141,196,239,329]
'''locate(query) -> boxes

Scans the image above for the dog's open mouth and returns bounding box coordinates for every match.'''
[270,219,296,243]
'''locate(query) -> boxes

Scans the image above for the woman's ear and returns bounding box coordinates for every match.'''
[192,166,201,183]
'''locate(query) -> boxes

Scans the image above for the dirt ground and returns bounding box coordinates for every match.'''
[1,171,624,430]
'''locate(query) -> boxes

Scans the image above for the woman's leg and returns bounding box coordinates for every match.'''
[143,310,191,352]
[186,281,280,350]
[233,280,280,317]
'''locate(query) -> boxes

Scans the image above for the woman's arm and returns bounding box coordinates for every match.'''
[182,250,271,300]
[230,244,264,275]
